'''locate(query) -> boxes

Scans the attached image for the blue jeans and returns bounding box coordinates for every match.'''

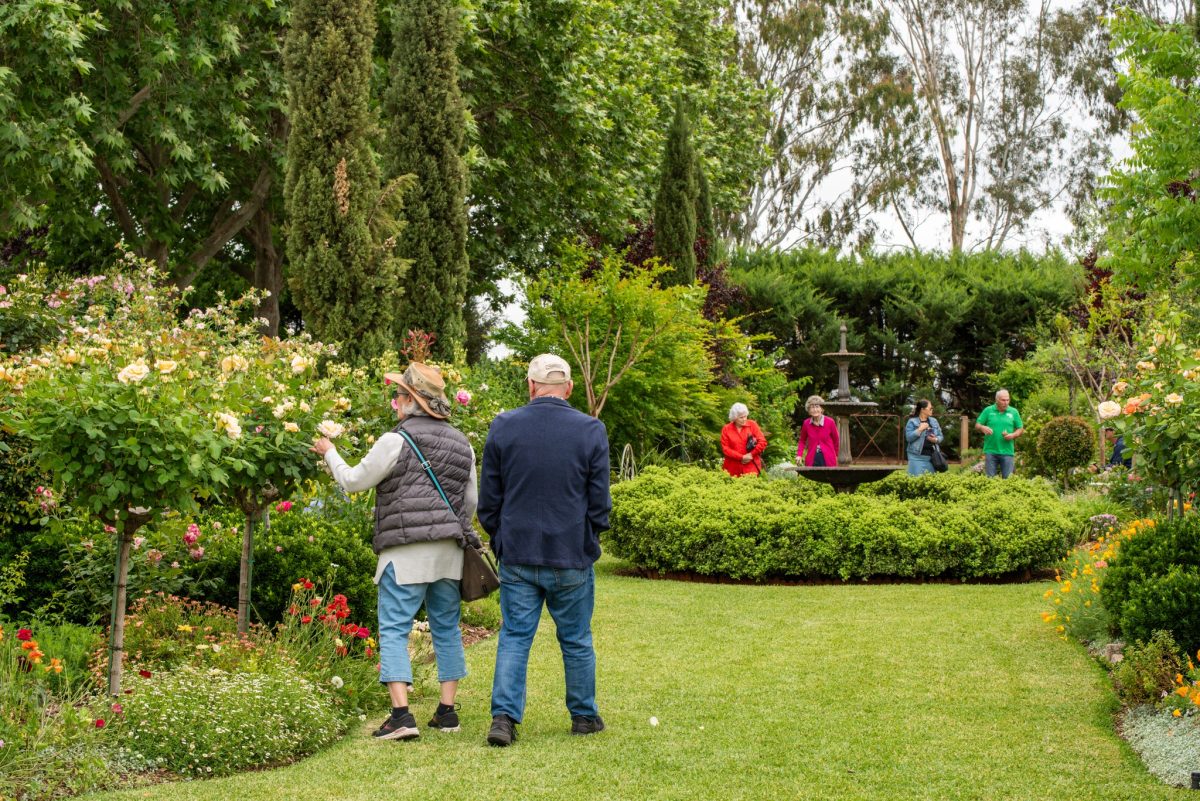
[491,562,597,722]
[377,563,466,685]
[907,455,933,476]
[984,453,1014,479]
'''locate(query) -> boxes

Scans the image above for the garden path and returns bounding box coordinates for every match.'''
[86,558,1189,801]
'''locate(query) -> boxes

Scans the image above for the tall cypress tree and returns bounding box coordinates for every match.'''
[654,99,698,286]
[383,0,469,360]
[284,0,406,362]
[694,153,714,268]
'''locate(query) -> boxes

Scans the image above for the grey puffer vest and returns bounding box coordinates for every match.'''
[373,415,475,554]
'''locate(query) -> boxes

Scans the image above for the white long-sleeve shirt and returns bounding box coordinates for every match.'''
[324,432,478,585]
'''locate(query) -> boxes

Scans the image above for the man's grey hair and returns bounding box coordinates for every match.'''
[728,402,749,422]
[996,388,1011,400]
[401,396,426,417]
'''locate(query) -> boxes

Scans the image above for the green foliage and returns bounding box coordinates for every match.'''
[0,1,288,286]
[729,248,1081,417]
[1037,416,1096,489]
[1101,514,1200,655]
[284,0,407,362]
[115,664,340,777]
[383,0,470,358]
[654,100,698,286]
[1101,8,1200,300]
[1114,630,1185,708]
[502,249,717,453]
[608,467,1073,580]
[197,506,378,626]
[453,0,769,288]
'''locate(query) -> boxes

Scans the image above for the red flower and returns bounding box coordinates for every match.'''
[356,627,369,639]
[309,598,321,607]
[301,615,312,624]
[288,605,299,616]
[111,703,124,715]
[365,647,373,657]
[94,719,106,729]
[138,669,152,679]
[16,628,31,641]
[275,500,293,513]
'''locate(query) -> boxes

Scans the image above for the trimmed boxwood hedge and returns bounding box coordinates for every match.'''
[1100,514,1200,655]
[607,468,1073,580]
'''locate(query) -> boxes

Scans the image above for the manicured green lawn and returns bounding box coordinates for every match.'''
[87,559,1189,801]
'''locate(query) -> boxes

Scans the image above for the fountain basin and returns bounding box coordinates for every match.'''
[784,464,904,493]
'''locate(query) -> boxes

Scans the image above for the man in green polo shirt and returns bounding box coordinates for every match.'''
[975,389,1024,478]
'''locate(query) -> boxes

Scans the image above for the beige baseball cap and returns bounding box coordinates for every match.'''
[527,353,572,384]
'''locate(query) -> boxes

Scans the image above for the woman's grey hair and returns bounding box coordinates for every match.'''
[805,395,825,411]
[728,402,749,422]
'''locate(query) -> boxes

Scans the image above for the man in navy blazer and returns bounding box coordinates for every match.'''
[478,353,611,746]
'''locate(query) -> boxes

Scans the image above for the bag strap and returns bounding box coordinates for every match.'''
[396,429,456,516]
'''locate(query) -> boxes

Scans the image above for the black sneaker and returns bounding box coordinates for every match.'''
[372,711,419,741]
[427,704,461,732]
[487,714,517,747]
[570,715,606,735]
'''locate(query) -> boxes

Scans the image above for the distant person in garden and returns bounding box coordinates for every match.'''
[311,362,480,742]
[477,353,611,747]
[905,399,943,476]
[975,389,1024,478]
[720,402,768,476]
[1104,427,1132,468]
[797,395,839,467]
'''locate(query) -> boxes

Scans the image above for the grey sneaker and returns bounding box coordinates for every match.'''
[487,715,517,747]
[427,704,461,732]
[570,715,606,735]
[372,711,419,741]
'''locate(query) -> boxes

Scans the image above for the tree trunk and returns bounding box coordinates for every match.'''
[107,512,149,696]
[247,206,283,337]
[237,511,255,634]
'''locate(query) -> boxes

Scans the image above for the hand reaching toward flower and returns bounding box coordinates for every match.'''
[311,437,334,456]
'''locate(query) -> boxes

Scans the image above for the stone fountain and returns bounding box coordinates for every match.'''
[789,324,903,492]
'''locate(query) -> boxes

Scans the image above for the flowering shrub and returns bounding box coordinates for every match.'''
[271,578,400,715]
[114,662,339,777]
[1041,517,1149,643]
[1167,648,1200,718]
[1105,324,1200,512]
[0,620,113,799]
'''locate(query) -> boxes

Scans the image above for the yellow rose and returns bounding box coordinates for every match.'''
[60,350,81,365]
[155,359,177,374]
[117,361,150,384]
[284,422,300,433]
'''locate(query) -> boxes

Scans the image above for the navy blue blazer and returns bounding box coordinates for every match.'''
[477,396,611,569]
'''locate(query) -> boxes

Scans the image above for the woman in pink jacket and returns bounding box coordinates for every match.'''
[796,395,839,467]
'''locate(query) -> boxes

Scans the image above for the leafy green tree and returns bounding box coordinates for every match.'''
[694,154,714,266]
[284,0,408,363]
[450,0,769,349]
[500,248,716,451]
[655,101,699,286]
[1101,7,1200,301]
[382,0,470,359]
[0,1,288,307]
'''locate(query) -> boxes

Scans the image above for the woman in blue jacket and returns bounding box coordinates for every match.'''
[905,399,943,476]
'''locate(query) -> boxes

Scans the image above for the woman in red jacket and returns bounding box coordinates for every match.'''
[721,402,767,477]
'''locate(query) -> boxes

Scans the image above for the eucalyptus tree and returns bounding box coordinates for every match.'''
[727,0,925,250]
[878,0,1111,252]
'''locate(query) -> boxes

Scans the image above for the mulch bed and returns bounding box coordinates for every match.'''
[615,566,1056,586]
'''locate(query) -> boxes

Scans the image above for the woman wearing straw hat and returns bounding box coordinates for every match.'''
[312,362,481,742]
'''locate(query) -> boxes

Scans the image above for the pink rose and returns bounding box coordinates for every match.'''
[183,532,198,546]
[132,537,145,550]
[456,390,472,406]
[275,545,283,553]
[275,500,293,513]
[189,547,204,561]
